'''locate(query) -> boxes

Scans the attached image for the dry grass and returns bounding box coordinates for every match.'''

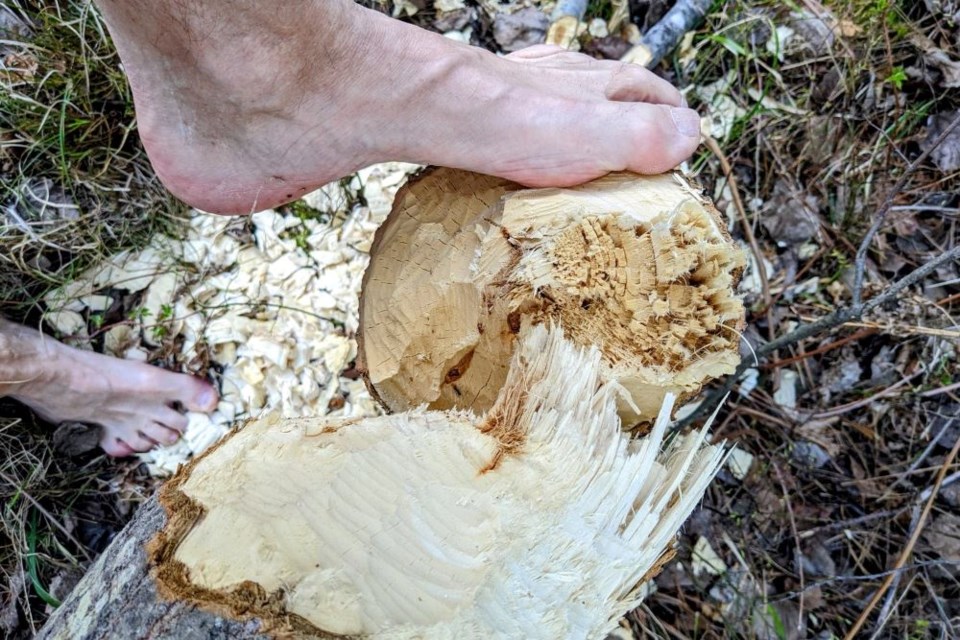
[0,0,183,322]
[0,404,151,638]
[0,1,172,634]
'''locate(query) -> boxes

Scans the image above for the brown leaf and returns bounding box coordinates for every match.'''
[922,111,960,174]
[493,8,548,52]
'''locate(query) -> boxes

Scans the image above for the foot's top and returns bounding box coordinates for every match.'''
[102,1,702,214]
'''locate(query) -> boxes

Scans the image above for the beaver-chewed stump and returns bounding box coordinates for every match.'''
[358,168,745,427]
[40,170,745,640]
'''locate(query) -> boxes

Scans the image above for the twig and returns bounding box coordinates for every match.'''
[621,0,712,67]
[882,419,957,503]
[843,426,960,640]
[918,469,960,502]
[810,368,925,419]
[799,509,902,540]
[920,379,960,398]
[546,0,587,48]
[678,245,960,428]
[852,112,960,307]
[773,463,804,634]
[761,327,877,370]
[703,135,771,309]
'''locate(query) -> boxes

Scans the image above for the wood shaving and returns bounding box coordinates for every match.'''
[44,163,420,475]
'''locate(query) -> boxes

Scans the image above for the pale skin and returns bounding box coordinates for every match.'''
[2,0,702,456]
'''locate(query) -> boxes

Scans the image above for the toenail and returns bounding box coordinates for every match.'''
[199,387,216,407]
[670,107,701,138]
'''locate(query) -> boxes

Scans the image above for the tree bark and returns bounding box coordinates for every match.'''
[37,495,271,640]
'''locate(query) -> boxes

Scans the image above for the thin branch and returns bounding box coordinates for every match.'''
[677,245,960,428]
[621,0,712,67]
[852,112,960,307]
[844,427,960,640]
[703,135,772,311]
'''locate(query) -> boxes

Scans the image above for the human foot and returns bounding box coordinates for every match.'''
[0,320,217,457]
[95,0,702,214]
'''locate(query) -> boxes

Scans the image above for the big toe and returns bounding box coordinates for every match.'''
[161,373,218,413]
[609,103,702,174]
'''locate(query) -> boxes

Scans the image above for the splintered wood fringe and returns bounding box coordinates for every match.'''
[150,325,725,640]
[358,168,746,428]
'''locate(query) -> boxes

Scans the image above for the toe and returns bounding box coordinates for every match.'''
[143,422,181,446]
[153,406,189,433]
[608,103,702,174]
[99,434,135,458]
[600,62,683,106]
[159,373,218,412]
[125,430,160,452]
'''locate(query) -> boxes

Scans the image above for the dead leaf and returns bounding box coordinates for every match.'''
[922,111,960,173]
[52,422,101,457]
[798,539,836,578]
[692,536,727,577]
[923,512,960,574]
[0,571,23,635]
[583,35,632,60]
[926,49,960,88]
[752,600,805,640]
[493,8,548,52]
[761,179,822,247]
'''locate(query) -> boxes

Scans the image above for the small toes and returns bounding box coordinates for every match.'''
[143,422,181,446]
[155,407,189,433]
[100,436,135,458]
[127,430,160,452]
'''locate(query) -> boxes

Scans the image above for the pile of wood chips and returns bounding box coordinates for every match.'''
[43,162,421,474]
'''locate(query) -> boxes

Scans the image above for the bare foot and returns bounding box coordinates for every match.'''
[1,320,217,457]
[95,0,702,214]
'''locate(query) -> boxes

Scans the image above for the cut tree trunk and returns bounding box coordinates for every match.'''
[37,496,275,640]
[42,170,743,640]
[357,169,745,428]
[42,327,724,640]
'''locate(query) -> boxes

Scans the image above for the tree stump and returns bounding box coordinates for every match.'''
[358,168,745,427]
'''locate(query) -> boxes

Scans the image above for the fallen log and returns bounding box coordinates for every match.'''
[42,326,725,639]
[37,495,274,640]
[41,170,744,639]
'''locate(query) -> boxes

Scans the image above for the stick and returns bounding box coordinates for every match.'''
[852,112,960,307]
[843,428,960,640]
[677,245,960,428]
[703,134,776,342]
[622,0,712,67]
[546,0,587,48]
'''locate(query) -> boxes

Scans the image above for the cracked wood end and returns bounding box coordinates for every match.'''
[358,168,746,428]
